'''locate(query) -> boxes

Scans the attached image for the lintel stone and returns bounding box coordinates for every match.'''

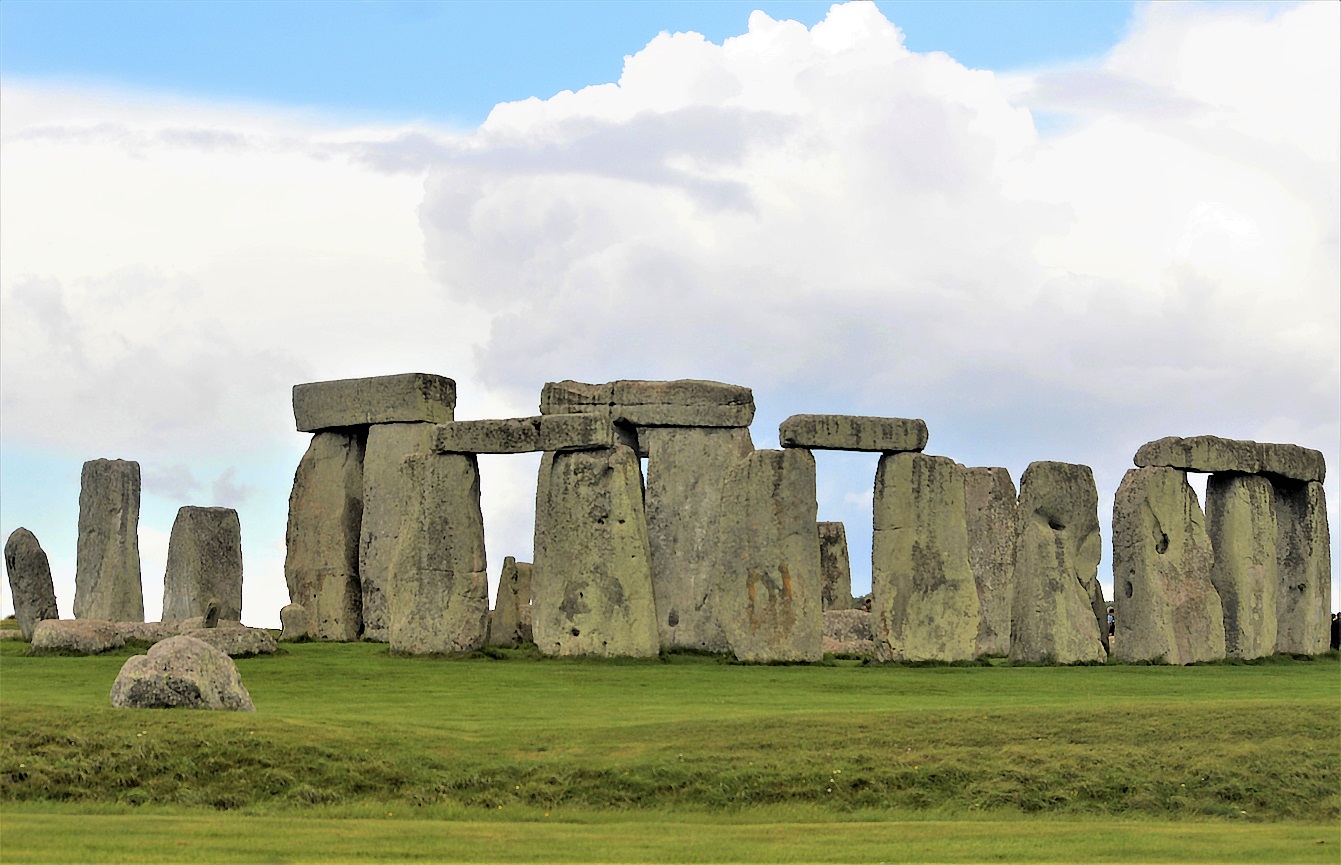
[1135,435,1325,483]
[779,415,928,452]
[293,373,456,432]
[540,379,754,428]
[538,414,638,452]
[434,417,543,454]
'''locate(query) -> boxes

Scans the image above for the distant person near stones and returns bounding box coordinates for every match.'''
[1107,607,1116,640]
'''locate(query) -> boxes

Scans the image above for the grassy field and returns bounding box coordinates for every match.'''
[1,638,1337,863]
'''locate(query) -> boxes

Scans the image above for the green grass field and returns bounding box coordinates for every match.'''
[1,639,1337,863]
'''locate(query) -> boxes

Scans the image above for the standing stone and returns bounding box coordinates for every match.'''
[359,423,436,641]
[284,431,365,641]
[532,445,659,657]
[488,557,534,647]
[4,528,60,640]
[1205,473,1278,659]
[278,603,308,641]
[871,453,980,662]
[74,459,144,623]
[1111,467,1225,664]
[388,453,489,654]
[641,426,754,651]
[818,522,853,612]
[1010,462,1107,664]
[161,507,243,624]
[965,467,1018,657]
[1272,480,1332,655]
[711,449,823,662]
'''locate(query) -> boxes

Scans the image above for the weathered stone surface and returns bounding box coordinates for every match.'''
[487,557,533,647]
[823,609,873,643]
[872,453,980,662]
[203,598,220,628]
[965,468,1018,658]
[1111,467,1225,664]
[4,528,60,640]
[532,445,659,657]
[74,459,144,623]
[161,507,243,624]
[1272,480,1332,655]
[110,635,254,711]
[435,417,542,454]
[1205,473,1279,659]
[541,380,754,427]
[180,624,277,657]
[279,603,308,641]
[293,373,456,433]
[818,522,852,613]
[711,449,822,662]
[387,453,490,655]
[284,431,365,641]
[1135,436,1325,483]
[779,415,928,453]
[31,619,125,654]
[1010,462,1107,664]
[642,426,755,652]
[117,621,178,642]
[538,413,639,453]
[359,423,435,642]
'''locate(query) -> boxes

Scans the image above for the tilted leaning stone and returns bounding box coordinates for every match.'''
[778,415,928,453]
[74,459,144,623]
[871,453,980,662]
[1205,473,1278,659]
[1271,479,1332,655]
[1111,467,1225,664]
[4,528,60,640]
[1135,436,1325,483]
[818,522,853,612]
[292,373,456,433]
[964,467,1018,658]
[161,507,243,624]
[540,379,754,428]
[487,557,533,647]
[110,635,255,711]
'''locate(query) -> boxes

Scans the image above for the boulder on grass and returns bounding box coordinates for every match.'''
[30,619,125,654]
[179,624,277,657]
[110,635,255,711]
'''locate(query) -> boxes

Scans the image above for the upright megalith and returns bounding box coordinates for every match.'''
[161,507,243,624]
[285,431,365,641]
[74,459,144,623]
[818,522,852,612]
[1205,473,1279,659]
[387,453,489,655]
[488,557,533,647]
[4,528,60,640]
[712,449,823,662]
[292,373,456,432]
[871,453,979,662]
[965,467,1017,657]
[1010,462,1107,664]
[1272,479,1332,655]
[1111,467,1224,664]
[532,445,659,657]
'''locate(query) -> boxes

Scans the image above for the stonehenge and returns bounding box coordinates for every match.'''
[110,635,256,711]
[74,459,144,623]
[487,557,533,647]
[964,468,1017,657]
[5,528,60,640]
[818,522,852,612]
[161,506,244,624]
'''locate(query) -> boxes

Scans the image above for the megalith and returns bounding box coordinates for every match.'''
[1009,462,1107,664]
[871,453,979,662]
[293,373,456,432]
[1136,436,1325,483]
[532,445,659,657]
[74,458,144,623]
[284,431,365,641]
[1111,467,1224,664]
[279,603,308,641]
[110,635,255,711]
[711,449,822,662]
[1272,479,1332,655]
[161,507,243,624]
[4,528,60,640]
[818,522,852,612]
[964,467,1018,657]
[387,453,489,655]
[1205,473,1278,659]
[488,557,534,647]
[778,414,928,453]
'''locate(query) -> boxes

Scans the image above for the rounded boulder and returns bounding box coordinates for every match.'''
[110,635,255,711]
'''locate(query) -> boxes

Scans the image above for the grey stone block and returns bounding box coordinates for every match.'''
[540,379,754,428]
[161,507,243,624]
[4,528,59,640]
[293,373,456,433]
[1272,479,1332,655]
[818,522,852,613]
[110,635,254,711]
[779,415,928,452]
[74,459,144,623]
[1135,435,1325,483]
[487,557,533,647]
[965,467,1017,658]
[434,417,543,454]
[1206,473,1278,659]
[537,414,638,452]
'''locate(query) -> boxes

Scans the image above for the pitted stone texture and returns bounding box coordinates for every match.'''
[539,414,639,453]
[359,423,436,642]
[823,609,873,643]
[711,449,822,662]
[4,528,60,640]
[293,373,456,433]
[161,507,243,624]
[533,445,659,658]
[1206,473,1279,659]
[540,379,754,428]
[284,431,365,641]
[110,635,254,711]
[279,603,308,641]
[1111,467,1225,664]
[1010,462,1107,664]
[642,426,754,652]
[117,621,179,643]
[1272,480,1332,655]
[387,453,490,655]
[435,417,542,454]
[488,557,534,647]
[872,453,979,662]
[179,624,277,657]
[31,619,126,654]
[779,415,928,453]
[818,522,853,613]
[74,459,144,623]
[965,468,1018,657]
[1135,436,1325,483]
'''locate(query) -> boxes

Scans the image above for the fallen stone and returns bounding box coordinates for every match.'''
[1206,472,1279,659]
[74,459,144,623]
[161,507,243,624]
[1135,436,1325,483]
[1272,480,1332,655]
[117,621,179,643]
[31,619,125,654]
[540,380,754,428]
[180,624,277,657]
[823,608,873,643]
[4,528,60,640]
[293,373,456,433]
[110,635,254,711]
[818,522,852,613]
[487,557,534,647]
[1111,467,1225,664]
[279,603,308,641]
[778,415,928,453]
[965,467,1018,658]
[434,417,543,454]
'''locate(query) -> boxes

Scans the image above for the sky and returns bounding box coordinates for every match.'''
[1,0,1337,628]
